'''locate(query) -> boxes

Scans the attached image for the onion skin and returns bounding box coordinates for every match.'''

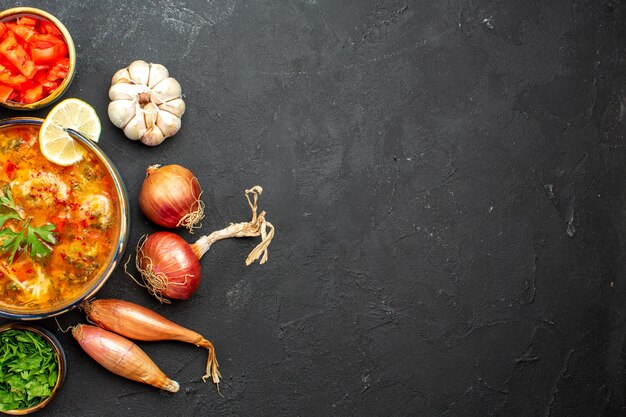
[139,231,201,300]
[82,299,221,384]
[139,164,204,231]
[72,324,179,393]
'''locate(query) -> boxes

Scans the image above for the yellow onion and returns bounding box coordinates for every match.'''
[138,164,204,232]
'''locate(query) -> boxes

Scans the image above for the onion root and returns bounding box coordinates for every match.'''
[126,246,191,304]
[190,185,275,264]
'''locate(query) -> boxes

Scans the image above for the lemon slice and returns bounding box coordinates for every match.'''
[39,98,102,166]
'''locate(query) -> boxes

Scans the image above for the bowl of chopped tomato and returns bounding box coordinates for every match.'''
[0,7,75,110]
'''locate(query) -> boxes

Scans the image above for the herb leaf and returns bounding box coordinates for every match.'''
[0,227,23,264]
[0,187,56,263]
[0,185,18,212]
[0,186,21,227]
[25,223,56,260]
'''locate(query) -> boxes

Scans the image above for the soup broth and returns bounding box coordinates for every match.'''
[0,124,120,311]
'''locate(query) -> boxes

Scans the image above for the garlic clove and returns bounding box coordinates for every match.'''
[148,63,169,89]
[143,102,159,129]
[151,77,182,103]
[111,68,132,85]
[128,60,151,86]
[123,111,148,141]
[108,99,136,129]
[141,125,166,146]
[109,83,148,101]
[158,98,186,118]
[155,108,181,138]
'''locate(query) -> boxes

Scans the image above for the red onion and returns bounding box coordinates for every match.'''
[130,186,275,302]
[136,232,201,300]
[139,164,204,232]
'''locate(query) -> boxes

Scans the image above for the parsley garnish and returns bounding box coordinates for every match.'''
[0,329,58,411]
[0,185,56,263]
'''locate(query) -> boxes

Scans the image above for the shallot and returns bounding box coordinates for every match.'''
[81,298,221,385]
[72,324,179,392]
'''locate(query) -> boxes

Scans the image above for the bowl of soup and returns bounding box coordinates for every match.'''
[0,118,128,320]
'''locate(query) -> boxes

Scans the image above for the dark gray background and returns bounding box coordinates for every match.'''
[0,0,624,416]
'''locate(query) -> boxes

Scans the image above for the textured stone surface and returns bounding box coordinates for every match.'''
[0,0,624,415]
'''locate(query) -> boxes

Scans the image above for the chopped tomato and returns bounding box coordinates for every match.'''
[48,58,69,80]
[50,217,66,234]
[0,84,13,103]
[16,16,38,27]
[0,55,20,74]
[36,20,62,36]
[31,42,67,63]
[34,70,59,92]
[28,33,64,49]
[22,84,43,103]
[0,72,29,89]
[4,159,16,179]
[0,16,68,104]
[0,32,36,78]
[6,22,37,43]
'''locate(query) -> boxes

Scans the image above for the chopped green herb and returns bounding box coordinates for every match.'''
[0,329,58,411]
[0,187,21,227]
[0,186,56,263]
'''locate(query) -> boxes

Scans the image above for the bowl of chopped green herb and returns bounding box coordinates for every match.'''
[0,323,65,414]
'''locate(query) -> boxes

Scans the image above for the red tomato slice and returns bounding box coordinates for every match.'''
[0,23,7,38]
[0,54,20,74]
[54,57,70,67]
[0,71,29,88]
[6,22,37,43]
[0,32,36,78]
[0,84,13,103]
[16,17,38,27]
[36,20,62,36]
[27,33,64,49]
[48,58,69,80]
[21,84,43,103]
[34,69,57,91]
[30,42,67,64]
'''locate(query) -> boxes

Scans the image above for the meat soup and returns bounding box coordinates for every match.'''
[0,123,121,313]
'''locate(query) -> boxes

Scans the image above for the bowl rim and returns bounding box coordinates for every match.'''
[0,7,76,110]
[0,117,130,320]
[0,322,66,414]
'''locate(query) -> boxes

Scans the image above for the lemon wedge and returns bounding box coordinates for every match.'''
[39,98,101,166]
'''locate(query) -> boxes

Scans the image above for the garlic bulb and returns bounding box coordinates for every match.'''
[108,60,185,146]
